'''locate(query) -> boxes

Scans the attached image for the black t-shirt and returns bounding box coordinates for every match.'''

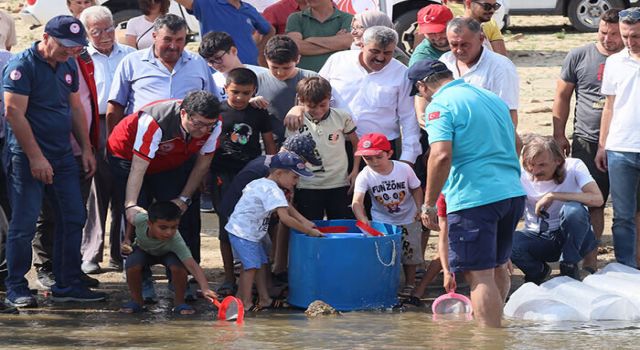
[218,155,270,218]
[212,103,273,172]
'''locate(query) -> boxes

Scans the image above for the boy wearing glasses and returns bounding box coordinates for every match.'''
[512,136,602,285]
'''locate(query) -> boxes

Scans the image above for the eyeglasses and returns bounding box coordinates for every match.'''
[472,1,501,11]
[351,24,365,32]
[88,26,115,37]
[620,8,640,22]
[538,209,550,234]
[208,50,229,65]
[188,116,219,131]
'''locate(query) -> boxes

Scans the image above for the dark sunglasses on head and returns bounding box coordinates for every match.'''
[538,209,550,234]
[472,1,501,11]
[620,8,640,22]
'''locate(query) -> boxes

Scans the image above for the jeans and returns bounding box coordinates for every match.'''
[512,201,597,282]
[607,150,640,268]
[5,152,85,297]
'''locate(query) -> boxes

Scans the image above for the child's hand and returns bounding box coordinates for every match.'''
[121,239,133,255]
[249,96,270,109]
[306,228,325,237]
[201,289,218,302]
[283,106,304,131]
[443,272,456,293]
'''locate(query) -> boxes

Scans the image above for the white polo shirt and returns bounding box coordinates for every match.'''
[319,50,421,163]
[440,47,519,110]
[600,48,640,153]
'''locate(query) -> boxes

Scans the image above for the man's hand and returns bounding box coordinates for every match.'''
[553,134,571,157]
[534,192,555,215]
[125,205,140,225]
[30,155,54,184]
[171,198,188,213]
[81,149,97,179]
[595,147,608,172]
[443,272,456,293]
[421,211,439,231]
[249,96,270,109]
[283,106,304,131]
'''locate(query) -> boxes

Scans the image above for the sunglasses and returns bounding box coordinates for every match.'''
[620,8,640,22]
[472,1,501,11]
[538,209,550,234]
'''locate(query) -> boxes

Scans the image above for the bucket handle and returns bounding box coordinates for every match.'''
[374,240,396,267]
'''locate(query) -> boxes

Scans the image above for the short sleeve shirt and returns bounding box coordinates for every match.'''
[482,19,504,41]
[354,161,421,225]
[213,64,268,101]
[212,103,273,173]
[218,155,270,219]
[409,39,447,67]
[225,177,289,242]
[262,0,301,34]
[425,79,525,213]
[134,212,193,261]
[191,0,272,65]
[559,43,607,143]
[3,42,79,158]
[285,8,353,72]
[285,108,356,189]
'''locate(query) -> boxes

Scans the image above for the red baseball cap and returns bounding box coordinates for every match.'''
[417,5,454,34]
[355,133,392,156]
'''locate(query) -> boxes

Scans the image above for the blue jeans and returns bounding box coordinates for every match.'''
[512,202,597,282]
[5,152,85,297]
[607,150,640,268]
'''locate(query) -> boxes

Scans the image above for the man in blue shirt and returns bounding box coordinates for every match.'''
[174,0,274,66]
[106,14,216,133]
[2,15,106,307]
[410,59,525,328]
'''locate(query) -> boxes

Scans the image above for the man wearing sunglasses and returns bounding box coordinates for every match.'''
[464,0,507,56]
[512,136,602,285]
[596,7,640,269]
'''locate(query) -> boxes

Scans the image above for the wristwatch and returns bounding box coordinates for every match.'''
[421,204,437,215]
[178,195,192,206]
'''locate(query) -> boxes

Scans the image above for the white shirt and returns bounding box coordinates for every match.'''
[212,64,268,101]
[600,48,640,153]
[440,47,520,110]
[354,161,421,225]
[125,15,155,50]
[521,158,595,232]
[88,43,135,114]
[225,178,289,242]
[319,50,421,163]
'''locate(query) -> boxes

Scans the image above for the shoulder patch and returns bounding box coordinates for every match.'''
[428,111,441,121]
[9,69,21,81]
[64,73,73,85]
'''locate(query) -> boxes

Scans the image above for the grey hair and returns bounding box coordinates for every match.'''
[362,26,398,47]
[154,14,188,33]
[79,5,113,28]
[446,17,482,35]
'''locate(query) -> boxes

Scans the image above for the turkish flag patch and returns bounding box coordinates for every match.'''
[428,111,441,121]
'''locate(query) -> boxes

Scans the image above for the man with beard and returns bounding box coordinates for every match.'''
[409,4,454,67]
[552,9,625,273]
[463,0,507,56]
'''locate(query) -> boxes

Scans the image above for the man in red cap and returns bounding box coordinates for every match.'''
[409,4,454,67]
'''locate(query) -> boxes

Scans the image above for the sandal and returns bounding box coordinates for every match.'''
[403,296,424,307]
[120,300,147,314]
[399,285,415,297]
[216,281,237,297]
[172,303,196,315]
[249,298,288,312]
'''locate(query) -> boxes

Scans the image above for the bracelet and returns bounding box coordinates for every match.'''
[125,204,137,210]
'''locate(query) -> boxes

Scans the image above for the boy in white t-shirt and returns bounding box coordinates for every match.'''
[225,151,324,311]
[286,76,360,220]
[352,133,424,295]
[511,136,603,284]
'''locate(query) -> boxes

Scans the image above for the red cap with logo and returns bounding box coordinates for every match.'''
[417,4,454,34]
[355,133,392,156]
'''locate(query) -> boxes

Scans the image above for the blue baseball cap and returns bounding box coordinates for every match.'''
[270,151,314,177]
[282,134,322,166]
[44,15,88,47]
[407,59,451,96]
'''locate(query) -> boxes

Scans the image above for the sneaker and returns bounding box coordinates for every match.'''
[560,262,580,280]
[200,194,215,213]
[525,262,551,285]
[51,286,107,303]
[80,272,100,288]
[5,294,37,308]
[0,300,19,314]
[107,260,123,272]
[81,261,101,275]
[142,278,157,304]
[36,269,56,290]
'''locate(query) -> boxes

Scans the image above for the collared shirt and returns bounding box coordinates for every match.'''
[440,46,519,110]
[2,42,79,158]
[286,7,353,72]
[108,46,216,115]
[319,50,421,163]
[0,10,16,50]
[601,48,640,153]
[88,42,135,114]
[263,0,301,34]
[425,79,524,213]
[190,0,272,65]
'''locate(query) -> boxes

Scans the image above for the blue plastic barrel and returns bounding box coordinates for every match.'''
[288,219,401,311]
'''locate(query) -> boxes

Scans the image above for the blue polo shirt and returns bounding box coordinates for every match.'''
[2,42,79,159]
[108,46,216,114]
[190,0,271,65]
[425,79,524,213]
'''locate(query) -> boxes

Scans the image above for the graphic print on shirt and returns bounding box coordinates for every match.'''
[296,123,326,173]
[221,123,254,160]
[371,179,407,214]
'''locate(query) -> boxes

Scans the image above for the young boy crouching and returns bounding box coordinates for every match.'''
[121,201,218,314]
[225,151,324,311]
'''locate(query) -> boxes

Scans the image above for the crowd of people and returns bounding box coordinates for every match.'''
[0,0,639,328]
